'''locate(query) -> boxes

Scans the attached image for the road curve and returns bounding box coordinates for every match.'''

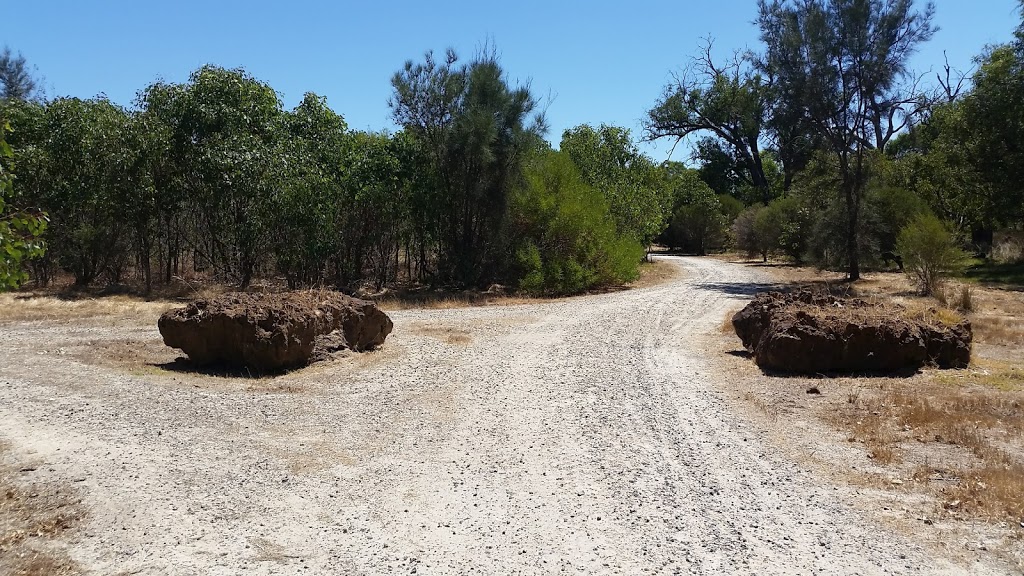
[0,257,974,574]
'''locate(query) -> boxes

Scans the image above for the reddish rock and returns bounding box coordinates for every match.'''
[158,291,393,371]
[732,291,971,374]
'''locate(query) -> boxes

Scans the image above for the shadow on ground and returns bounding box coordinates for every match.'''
[151,358,276,379]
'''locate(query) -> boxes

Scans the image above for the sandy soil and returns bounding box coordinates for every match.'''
[0,256,1013,574]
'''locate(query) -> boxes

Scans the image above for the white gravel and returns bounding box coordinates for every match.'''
[0,256,997,574]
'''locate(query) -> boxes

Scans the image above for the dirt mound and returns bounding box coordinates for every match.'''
[158,291,393,371]
[732,290,971,374]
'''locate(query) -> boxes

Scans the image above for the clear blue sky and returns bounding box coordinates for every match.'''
[6,0,1021,161]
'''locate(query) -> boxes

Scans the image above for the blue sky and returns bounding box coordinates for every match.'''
[6,0,1021,161]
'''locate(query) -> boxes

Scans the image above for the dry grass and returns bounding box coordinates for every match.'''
[721,309,740,334]
[631,259,683,289]
[834,380,1024,521]
[936,359,1024,392]
[0,293,175,324]
[0,442,82,576]
[973,316,1024,347]
[732,258,1024,546]
[409,323,473,345]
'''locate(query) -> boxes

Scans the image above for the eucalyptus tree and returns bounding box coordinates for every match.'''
[271,92,350,288]
[958,42,1024,227]
[645,43,775,203]
[659,165,726,255]
[140,66,285,288]
[36,97,133,285]
[340,131,408,290]
[757,0,936,280]
[390,48,545,286]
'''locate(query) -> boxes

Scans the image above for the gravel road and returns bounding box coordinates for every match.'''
[0,256,992,575]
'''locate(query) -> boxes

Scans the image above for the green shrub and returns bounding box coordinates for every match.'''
[511,150,643,295]
[732,204,782,262]
[896,213,970,295]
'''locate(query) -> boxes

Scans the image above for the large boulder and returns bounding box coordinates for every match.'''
[732,291,971,374]
[158,291,393,372]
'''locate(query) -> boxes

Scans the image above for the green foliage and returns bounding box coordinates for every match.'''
[511,150,643,295]
[1,54,646,297]
[561,124,671,247]
[645,45,775,202]
[955,44,1024,227]
[159,66,285,288]
[767,196,811,262]
[732,204,779,262]
[269,93,351,288]
[391,48,544,287]
[888,102,988,232]
[717,194,744,225]
[659,167,726,254]
[0,121,47,290]
[758,0,936,280]
[897,213,970,295]
[36,97,133,285]
[864,183,930,257]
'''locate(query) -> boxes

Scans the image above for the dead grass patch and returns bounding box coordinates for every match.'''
[721,309,740,334]
[830,376,1024,523]
[630,259,682,289]
[733,259,1024,557]
[70,338,178,372]
[936,359,1024,392]
[973,316,1024,347]
[0,293,175,324]
[0,442,82,576]
[409,323,472,345]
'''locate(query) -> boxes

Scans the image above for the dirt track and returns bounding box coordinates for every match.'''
[0,257,1001,574]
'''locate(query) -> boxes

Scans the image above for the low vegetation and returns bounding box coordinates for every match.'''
[0,442,82,576]
[725,261,1024,564]
[2,0,1022,303]
[0,57,670,298]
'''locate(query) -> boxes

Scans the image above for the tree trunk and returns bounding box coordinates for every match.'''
[748,139,772,205]
[141,237,152,296]
[845,184,860,281]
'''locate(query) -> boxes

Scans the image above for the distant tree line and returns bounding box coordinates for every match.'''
[647,0,1024,279]
[3,0,1023,294]
[0,49,677,295]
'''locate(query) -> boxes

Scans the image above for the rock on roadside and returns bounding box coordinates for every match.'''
[158,291,393,372]
[732,290,971,374]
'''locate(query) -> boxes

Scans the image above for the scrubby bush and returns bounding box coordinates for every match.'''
[658,168,728,254]
[0,120,47,290]
[511,150,643,295]
[864,185,930,265]
[732,204,781,262]
[896,213,970,295]
[767,196,811,262]
[666,189,725,255]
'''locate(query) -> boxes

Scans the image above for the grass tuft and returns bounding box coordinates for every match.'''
[0,442,82,575]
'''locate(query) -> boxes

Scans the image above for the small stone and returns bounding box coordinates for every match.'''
[806,386,821,395]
